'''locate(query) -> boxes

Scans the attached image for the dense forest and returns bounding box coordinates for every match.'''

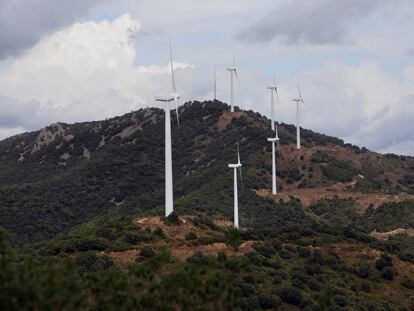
[0,101,414,310]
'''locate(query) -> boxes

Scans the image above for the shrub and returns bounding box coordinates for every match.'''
[333,295,347,307]
[140,246,155,258]
[321,161,358,182]
[71,238,109,252]
[76,251,114,273]
[278,286,303,306]
[165,211,181,225]
[154,227,165,237]
[401,277,414,289]
[185,231,198,241]
[381,267,395,281]
[234,280,254,297]
[375,254,393,271]
[258,294,281,309]
[187,252,210,265]
[123,231,152,244]
[307,279,321,291]
[361,282,371,292]
[225,256,247,272]
[198,235,222,245]
[253,243,274,258]
[224,229,242,250]
[298,246,312,258]
[356,264,370,279]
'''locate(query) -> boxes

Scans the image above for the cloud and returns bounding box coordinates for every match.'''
[0,14,203,134]
[0,5,413,156]
[237,0,388,44]
[0,0,100,59]
[273,61,414,155]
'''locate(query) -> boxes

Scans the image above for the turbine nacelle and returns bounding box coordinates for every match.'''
[228,163,242,168]
[155,93,181,103]
[267,137,280,143]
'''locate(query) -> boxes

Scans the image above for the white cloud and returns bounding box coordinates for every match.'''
[274,61,414,154]
[0,14,201,132]
[0,6,414,156]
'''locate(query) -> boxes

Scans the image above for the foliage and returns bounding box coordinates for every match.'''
[224,228,242,250]
[0,101,413,310]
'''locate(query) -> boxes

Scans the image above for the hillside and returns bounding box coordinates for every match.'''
[1,100,414,310]
[1,100,413,244]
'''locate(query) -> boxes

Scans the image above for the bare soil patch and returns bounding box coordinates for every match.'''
[217,111,246,131]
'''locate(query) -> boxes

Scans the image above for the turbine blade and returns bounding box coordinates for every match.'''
[174,97,180,127]
[237,140,241,165]
[239,167,244,190]
[277,140,281,159]
[275,123,281,158]
[234,69,240,86]
[297,79,302,99]
[169,40,176,93]
[275,88,281,112]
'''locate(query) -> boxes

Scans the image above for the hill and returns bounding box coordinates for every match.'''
[0,100,414,310]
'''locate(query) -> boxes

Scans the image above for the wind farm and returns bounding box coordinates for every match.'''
[1,2,414,310]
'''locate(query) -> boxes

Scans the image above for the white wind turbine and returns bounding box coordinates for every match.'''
[227,52,239,112]
[292,82,304,149]
[267,125,280,195]
[267,75,278,131]
[228,141,242,229]
[154,41,180,217]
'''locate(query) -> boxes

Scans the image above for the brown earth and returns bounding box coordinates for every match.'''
[217,111,246,131]
[105,216,254,268]
[255,187,414,213]
[253,142,414,212]
[134,216,209,239]
[370,228,414,240]
[320,242,414,284]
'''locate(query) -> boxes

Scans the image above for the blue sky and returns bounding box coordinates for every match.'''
[0,0,414,155]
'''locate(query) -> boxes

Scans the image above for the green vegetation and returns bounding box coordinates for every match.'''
[0,101,414,310]
[355,201,414,233]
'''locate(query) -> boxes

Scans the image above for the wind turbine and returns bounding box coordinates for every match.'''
[228,141,242,229]
[267,75,278,131]
[227,52,239,112]
[154,41,181,217]
[292,81,304,149]
[267,125,280,195]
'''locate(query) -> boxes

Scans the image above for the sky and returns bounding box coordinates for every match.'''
[0,0,414,155]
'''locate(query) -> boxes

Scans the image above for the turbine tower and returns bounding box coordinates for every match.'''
[227,52,239,112]
[292,82,304,149]
[154,41,180,216]
[267,81,278,131]
[267,125,280,195]
[228,141,242,229]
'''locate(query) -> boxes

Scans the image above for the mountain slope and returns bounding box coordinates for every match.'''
[0,101,414,244]
[1,101,414,310]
